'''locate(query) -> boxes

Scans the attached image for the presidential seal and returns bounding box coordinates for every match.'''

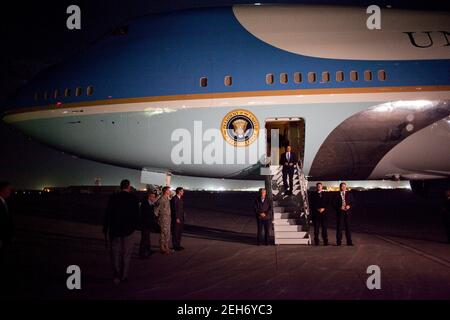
[221,109,260,147]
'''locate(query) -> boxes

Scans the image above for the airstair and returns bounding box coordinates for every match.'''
[270,164,311,245]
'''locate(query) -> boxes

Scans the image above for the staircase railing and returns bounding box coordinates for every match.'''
[296,162,311,237]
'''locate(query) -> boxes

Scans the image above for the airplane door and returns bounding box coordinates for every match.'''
[265,118,305,167]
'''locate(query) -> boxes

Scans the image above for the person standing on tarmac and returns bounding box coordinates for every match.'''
[103,179,139,286]
[155,186,172,254]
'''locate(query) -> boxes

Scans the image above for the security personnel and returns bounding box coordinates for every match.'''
[254,188,272,246]
[310,182,328,246]
[155,186,172,254]
[139,190,158,258]
[333,182,354,246]
[171,187,185,251]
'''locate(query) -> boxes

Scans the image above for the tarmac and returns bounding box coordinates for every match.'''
[2,190,450,300]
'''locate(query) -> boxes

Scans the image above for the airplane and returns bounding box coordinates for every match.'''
[1,4,450,194]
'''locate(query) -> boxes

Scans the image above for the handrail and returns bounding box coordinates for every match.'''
[296,163,311,237]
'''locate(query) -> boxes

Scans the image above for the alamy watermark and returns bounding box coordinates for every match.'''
[366,5,381,30]
[66,5,81,30]
[66,265,81,290]
[366,265,381,290]
[170,121,280,176]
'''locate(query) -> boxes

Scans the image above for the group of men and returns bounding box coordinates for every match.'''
[1,173,450,286]
[258,145,356,246]
[310,182,354,246]
[254,182,355,247]
[102,180,185,285]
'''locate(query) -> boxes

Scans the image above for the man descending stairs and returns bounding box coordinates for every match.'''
[270,164,311,245]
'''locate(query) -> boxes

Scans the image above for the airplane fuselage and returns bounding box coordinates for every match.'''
[2,5,450,181]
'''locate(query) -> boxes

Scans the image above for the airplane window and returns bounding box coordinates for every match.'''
[294,72,302,83]
[336,71,344,82]
[364,70,373,81]
[53,89,59,99]
[378,70,387,81]
[64,88,71,97]
[350,71,358,82]
[280,73,288,84]
[266,74,274,85]
[321,72,330,83]
[200,77,208,87]
[75,87,83,97]
[224,76,232,86]
[87,86,94,96]
[308,72,316,83]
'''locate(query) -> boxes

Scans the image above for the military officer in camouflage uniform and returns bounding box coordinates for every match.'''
[155,186,172,254]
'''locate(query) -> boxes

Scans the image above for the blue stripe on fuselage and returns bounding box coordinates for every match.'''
[6,7,450,109]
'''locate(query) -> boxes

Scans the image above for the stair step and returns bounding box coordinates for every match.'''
[273,212,297,219]
[275,238,310,245]
[273,203,302,211]
[273,209,297,214]
[273,219,298,225]
[274,225,304,232]
[275,231,308,238]
[274,199,301,205]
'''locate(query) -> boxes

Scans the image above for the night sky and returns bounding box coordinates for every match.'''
[1,0,449,189]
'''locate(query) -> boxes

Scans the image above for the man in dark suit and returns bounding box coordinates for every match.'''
[254,188,272,246]
[171,187,185,251]
[103,179,140,285]
[139,190,157,258]
[333,182,354,246]
[0,181,14,267]
[310,182,329,246]
[279,145,298,195]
